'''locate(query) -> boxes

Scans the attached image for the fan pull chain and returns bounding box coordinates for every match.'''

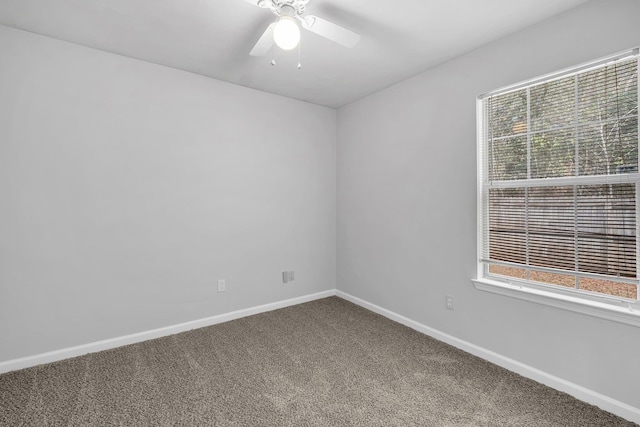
[269,39,301,69]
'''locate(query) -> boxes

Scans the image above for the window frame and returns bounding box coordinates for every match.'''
[474,48,640,327]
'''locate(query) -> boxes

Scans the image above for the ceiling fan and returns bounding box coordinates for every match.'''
[244,0,361,57]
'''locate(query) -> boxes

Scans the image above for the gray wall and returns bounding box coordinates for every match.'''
[0,25,336,362]
[337,0,640,409]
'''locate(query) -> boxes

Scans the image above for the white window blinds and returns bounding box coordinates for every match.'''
[478,50,639,301]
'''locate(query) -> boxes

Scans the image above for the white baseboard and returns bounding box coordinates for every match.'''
[0,290,336,375]
[336,290,640,425]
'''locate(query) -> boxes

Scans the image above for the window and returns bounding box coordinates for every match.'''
[475,49,640,325]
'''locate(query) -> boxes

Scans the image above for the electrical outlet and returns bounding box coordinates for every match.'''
[446,295,454,310]
[289,271,295,281]
[218,279,226,293]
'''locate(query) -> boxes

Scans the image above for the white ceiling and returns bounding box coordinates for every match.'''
[0,0,591,108]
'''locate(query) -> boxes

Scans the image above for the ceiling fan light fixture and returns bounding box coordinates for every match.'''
[273,16,300,50]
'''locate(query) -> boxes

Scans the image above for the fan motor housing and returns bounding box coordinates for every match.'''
[269,0,307,17]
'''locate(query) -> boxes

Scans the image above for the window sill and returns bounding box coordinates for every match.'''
[472,278,640,328]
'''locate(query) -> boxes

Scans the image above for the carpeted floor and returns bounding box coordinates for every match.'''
[0,297,635,426]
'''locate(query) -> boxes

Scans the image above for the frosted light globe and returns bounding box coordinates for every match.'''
[273,16,300,50]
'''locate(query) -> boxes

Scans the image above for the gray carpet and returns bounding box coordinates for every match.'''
[0,297,635,426]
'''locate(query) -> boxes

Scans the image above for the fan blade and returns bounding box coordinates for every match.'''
[301,15,360,48]
[244,0,274,8]
[250,22,275,56]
